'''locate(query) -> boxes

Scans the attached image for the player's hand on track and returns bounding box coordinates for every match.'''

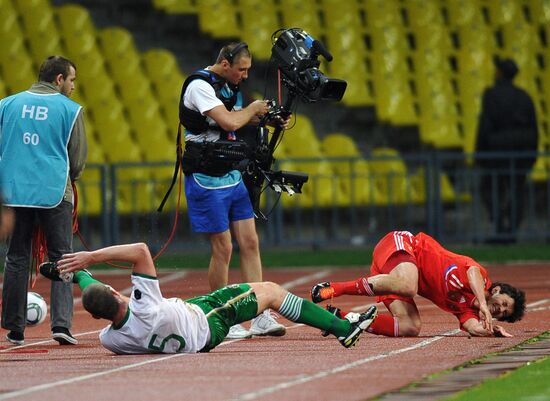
[478,303,493,333]
[58,251,93,273]
[493,325,513,338]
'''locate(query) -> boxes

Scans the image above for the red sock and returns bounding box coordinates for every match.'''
[367,313,399,337]
[331,277,375,297]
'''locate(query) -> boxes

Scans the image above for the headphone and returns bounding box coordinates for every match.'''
[225,42,249,64]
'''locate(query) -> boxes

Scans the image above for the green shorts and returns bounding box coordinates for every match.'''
[186,284,258,351]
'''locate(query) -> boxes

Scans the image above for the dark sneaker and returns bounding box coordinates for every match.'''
[321,305,343,337]
[311,282,335,303]
[52,327,78,345]
[338,305,377,348]
[6,330,24,345]
[40,261,74,283]
[40,262,91,284]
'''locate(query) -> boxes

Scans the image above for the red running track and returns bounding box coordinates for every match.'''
[1,263,550,401]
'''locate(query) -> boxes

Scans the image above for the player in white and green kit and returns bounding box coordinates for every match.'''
[39,243,377,353]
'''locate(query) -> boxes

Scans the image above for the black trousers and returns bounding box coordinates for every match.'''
[2,201,74,333]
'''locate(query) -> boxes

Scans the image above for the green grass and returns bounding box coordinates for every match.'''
[443,356,550,401]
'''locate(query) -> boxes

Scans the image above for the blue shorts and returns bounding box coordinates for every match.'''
[185,175,254,233]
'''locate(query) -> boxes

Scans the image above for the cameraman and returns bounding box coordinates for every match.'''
[179,42,286,339]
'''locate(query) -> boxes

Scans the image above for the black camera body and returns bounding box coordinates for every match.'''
[271,28,347,102]
[243,29,347,217]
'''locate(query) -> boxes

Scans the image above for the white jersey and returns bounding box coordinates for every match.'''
[99,274,210,354]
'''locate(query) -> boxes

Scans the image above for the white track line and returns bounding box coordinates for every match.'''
[228,329,462,401]
[4,271,547,401]
[0,270,329,399]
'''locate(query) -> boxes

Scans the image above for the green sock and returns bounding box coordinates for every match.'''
[278,293,351,338]
[75,271,102,291]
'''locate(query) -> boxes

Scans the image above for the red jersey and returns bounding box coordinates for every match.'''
[372,231,492,326]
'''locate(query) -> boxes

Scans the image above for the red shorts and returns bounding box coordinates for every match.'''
[370,231,417,307]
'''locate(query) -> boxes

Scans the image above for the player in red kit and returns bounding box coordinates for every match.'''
[311,231,526,338]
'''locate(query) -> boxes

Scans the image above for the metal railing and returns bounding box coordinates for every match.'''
[18,151,550,253]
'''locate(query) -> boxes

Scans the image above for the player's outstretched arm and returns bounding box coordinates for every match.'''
[467,266,493,333]
[462,318,513,337]
[57,243,156,278]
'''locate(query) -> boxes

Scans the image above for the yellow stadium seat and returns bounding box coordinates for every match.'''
[56,3,98,58]
[282,114,324,158]
[321,133,361,157]
[153,0,196,14]
[142,48,180,78]
[56,4,95,36]
[360,0,401,29]
[238,0,279,60]
[13,0,55,36]
[27,33,65,66]
[444,0,483,27]
[321,134,384,205]
[279,0,322,38]
[117,71,156,103]
[77,171,103,216]
[98,27,137,59]
[142,48,186,117]
[0,51,36,94]
[196,0,239,38]
[0,28,26,62]
[526,0,550,24]
[410,167,457,204]
[404,0,445,29]
[483,0,522,26]
[369,148,420,204]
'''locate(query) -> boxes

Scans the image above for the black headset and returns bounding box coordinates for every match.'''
[225,42,249,64]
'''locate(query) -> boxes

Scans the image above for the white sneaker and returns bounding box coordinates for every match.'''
[250,310,286,336]
[226,324,252,339]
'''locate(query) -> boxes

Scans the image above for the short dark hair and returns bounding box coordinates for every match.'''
[490,282,526,323]
[82,284,119,321]
[216,42,250,65]
[38,55,76,83]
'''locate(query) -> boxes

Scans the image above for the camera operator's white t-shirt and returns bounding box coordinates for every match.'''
[183,77,224,142]
[182,69,244,188]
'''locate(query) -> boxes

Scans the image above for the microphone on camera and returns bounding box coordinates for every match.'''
[312,40,333,62]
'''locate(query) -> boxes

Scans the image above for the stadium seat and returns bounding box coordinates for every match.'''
[0,51,36,94]
[444,0,483,27]
[153,0,196,14]
[360,0,401,30]
[410,167,457,204]
[281,114,322,157]
[57,7,97,58]
[321,134,384,205]
[196,0,239,39]
[483,0,522,26]
[56,4,96,39]
[369,147,420,205]
[13,0,56,35]
[404,0,445,29]
[525,0,550,24]
[238,0,279,60]
[279,0,322,39]
[142,48,186,121]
